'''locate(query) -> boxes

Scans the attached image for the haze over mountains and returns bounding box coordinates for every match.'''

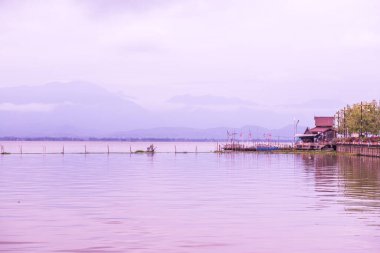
[0,81,338,139]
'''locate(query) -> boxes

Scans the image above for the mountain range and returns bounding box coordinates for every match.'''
[0,81,322,139]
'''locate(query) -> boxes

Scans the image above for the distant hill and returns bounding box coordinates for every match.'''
[0,81,150,136]
[0,81,312,138]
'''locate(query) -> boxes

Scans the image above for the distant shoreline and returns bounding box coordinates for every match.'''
[0,137,293,142]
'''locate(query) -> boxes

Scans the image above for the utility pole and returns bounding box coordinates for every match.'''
[293,119,299,148]
[360,101,363,138]
[336,111,340,137]
[343,107,346,138]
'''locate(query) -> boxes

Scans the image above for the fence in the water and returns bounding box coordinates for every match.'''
[0,141,293,155]
[0,142,219,154]
[336,143,380,158]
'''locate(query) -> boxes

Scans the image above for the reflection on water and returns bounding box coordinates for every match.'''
[0,153,380,253]
[300,154,380,214]
[337,156,380,200]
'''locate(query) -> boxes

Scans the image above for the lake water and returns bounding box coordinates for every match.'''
[1,148,380,252]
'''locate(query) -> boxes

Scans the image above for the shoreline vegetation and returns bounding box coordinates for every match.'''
[332,100,380,158]
[335,100,380,140]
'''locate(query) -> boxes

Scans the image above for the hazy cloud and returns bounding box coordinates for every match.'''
[280,99,346,110]
[168,94,255,106]
[0,102,58,112]
[79,0,180,14]
[0,0,379,114]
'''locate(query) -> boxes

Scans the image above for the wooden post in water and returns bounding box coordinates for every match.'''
[107,145,110,155]
[175,145,177,154]
[62,145,65,155]
[19,145,22,155]
[130,146,132,153]
[84,145,87,154]
[195,146,198,153]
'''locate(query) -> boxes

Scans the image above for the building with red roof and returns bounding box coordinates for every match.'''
[295,116,336,150]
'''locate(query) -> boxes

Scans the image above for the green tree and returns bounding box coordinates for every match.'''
[336,101,380,137]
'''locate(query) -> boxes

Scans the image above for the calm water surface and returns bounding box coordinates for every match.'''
[1,152,380,252]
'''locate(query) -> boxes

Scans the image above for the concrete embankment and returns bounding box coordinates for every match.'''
[336,144,380,158]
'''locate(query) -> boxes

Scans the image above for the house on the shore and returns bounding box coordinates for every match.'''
[295,116,336,150]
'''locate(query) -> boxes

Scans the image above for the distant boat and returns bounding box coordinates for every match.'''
[255,145,279,151]
[146,144,156,153]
